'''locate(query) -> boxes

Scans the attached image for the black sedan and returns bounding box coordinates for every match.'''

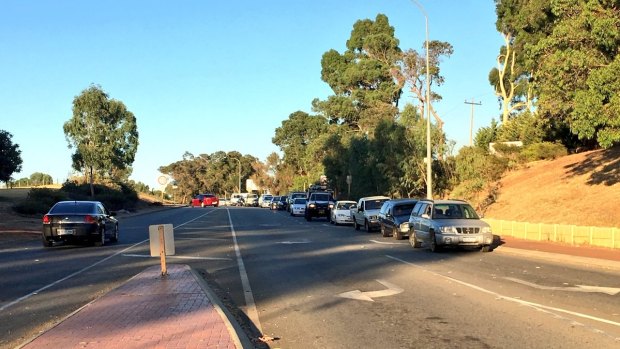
[42,201,119,247]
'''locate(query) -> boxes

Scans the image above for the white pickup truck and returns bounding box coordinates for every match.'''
[351,196,390,232]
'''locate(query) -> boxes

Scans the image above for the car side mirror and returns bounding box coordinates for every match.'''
[110,211,117,217]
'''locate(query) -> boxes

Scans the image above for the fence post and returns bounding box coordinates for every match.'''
[589,226,594,247]
[524,222,528,240]
[538,223,542,241]
[553,224,557,242]
[571,225,575,245]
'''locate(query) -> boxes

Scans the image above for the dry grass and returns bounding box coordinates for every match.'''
[484,146,620,228]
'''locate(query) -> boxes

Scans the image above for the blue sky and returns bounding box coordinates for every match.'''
[1,1,503,188]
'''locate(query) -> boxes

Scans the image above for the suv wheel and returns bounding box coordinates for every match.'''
[429,231,441,252]
[354,219,360,231]
[365,220,372,233]
[393,227,403,240]
[305,214,311,222]
[409,232,421,248]
[380,224,389,237]
[481,245,492,252]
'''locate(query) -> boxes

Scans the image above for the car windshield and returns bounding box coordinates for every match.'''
[50,202,95,214]
[366,199,387,210]
[292,193,306,199]
[393,203,416,216]
[294,198,306,204]
[432,203,480,219]
[337,202,354,210]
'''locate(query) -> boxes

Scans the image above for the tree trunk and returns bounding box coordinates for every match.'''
[89,166,95,197]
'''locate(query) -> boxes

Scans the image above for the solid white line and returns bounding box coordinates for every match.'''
[0,210,216,314]
[0,241,145,313]
[385,255,620,328]
[227,208,263,333]
[122,254,232,261]
[370,239,407,245]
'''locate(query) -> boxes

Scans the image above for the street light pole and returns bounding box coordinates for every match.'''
[410,0,433,199]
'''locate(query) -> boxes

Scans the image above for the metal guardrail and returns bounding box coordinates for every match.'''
[483,218,619,250]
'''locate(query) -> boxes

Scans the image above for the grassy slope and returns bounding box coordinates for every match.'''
[484,146,620,228]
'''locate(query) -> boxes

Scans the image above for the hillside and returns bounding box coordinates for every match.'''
[484,146,620,228]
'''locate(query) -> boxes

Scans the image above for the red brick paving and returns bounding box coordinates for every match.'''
[20,264,239,349]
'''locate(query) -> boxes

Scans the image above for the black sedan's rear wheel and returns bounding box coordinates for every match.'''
[110,224,119,243]
[42,235,53,248]
[94,228,105,247]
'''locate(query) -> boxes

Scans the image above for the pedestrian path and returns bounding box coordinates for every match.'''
[18,264,247,349]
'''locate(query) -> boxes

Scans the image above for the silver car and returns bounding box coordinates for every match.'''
[408,199,493,252]
[290,198,307,216]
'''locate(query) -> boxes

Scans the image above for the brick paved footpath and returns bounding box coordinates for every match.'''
[19,264,244,349]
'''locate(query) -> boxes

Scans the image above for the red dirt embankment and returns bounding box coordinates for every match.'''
[484,146,620,228]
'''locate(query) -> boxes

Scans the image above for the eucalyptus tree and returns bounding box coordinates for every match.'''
[495,0,620,148]
[312,14,402,134]
[272,110,328,185]
[0,130,22,186]
[64,85,139,196]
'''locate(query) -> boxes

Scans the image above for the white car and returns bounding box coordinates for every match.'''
[259,194,273,208]
[290,198,307,216]
[330,200,356,225]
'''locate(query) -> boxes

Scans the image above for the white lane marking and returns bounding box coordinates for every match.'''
[176,237,228,241]
[0,210,216,314]
[122,254,232,261]
[504,277,620,295]
[0,241,145,313]
[227,208,262,333]
[276,239,312,244]
[370,239,407,245]
[337,279,404,302]
[386,255,620,328]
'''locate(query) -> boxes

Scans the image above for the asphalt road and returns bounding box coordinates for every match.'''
[1,206,619,349]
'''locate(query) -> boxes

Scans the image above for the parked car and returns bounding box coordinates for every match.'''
[275,196,288,210]
[378,199,418,239]
[290,198,307,216]
[259,194,273,208]
[245,193,259,207]
[42,200,119,247]
[408,199,494,252]
[190,193,219,207]
[351,196,390,232]
[305,191,334,221]
[330,200,356,225]
[219,197,229,206]
[230,193,245,206]
[286,191,307,212]
[269,196,279,210]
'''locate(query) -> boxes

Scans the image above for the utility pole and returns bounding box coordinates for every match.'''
[465,99,482,146]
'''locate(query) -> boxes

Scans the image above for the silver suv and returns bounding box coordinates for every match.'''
[408,199,493,252]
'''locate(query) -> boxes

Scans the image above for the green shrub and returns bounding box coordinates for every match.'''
[12,188,68,215]
[521,142,568,161]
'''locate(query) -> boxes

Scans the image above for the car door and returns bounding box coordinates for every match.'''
[417,203,433,242]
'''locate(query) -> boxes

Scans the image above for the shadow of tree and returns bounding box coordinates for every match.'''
[563,146,620,186]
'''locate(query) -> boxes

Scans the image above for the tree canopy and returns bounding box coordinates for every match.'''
[312,14,402,133]
[494,0,620,148]
[0,130,23,185]
[64,85,139,195]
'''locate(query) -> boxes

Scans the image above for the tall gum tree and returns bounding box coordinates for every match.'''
[64,85,139,196]
[312,14,402,134]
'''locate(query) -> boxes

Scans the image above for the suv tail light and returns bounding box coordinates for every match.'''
[84,215,97,223]
[43,215,51,224]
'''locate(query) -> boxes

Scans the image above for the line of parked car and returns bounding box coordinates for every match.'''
[263,191,495,253]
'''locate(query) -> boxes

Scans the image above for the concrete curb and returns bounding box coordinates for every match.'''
[494,245,620,272]
[189,268,254,349]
